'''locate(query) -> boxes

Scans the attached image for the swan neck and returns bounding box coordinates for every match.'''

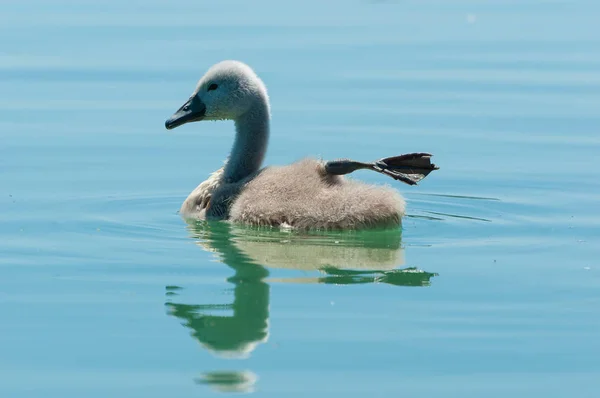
[224,100,270,182]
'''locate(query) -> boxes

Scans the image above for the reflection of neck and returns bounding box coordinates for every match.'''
[224,98,270,183]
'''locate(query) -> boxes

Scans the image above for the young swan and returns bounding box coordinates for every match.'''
[165,60,438,230]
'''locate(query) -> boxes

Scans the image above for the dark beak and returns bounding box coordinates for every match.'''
[165,95,206,130]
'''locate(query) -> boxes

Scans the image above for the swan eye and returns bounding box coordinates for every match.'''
[207,83,218,91]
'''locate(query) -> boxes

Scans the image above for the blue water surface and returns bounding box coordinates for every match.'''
[1,0,600,396]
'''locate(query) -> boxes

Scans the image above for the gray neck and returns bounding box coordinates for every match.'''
[223,98,270,183]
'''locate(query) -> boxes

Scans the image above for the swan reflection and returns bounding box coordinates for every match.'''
[194,370,258,393]
[166,221,438,368]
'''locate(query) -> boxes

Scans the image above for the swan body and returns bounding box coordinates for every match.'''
[166,60,437,230]
[180,158,405,229]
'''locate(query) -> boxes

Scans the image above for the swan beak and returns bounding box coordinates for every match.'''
[165,96,206,130]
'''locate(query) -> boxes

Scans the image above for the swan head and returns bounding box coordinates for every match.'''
[165,60,268,130]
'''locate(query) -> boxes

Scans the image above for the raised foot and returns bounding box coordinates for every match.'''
[374,153,439,185]
[325,153,439,185]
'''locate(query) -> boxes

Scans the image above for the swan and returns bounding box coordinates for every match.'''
[165,60,438,230]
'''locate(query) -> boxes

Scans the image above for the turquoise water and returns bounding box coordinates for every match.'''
[2,0,600,396]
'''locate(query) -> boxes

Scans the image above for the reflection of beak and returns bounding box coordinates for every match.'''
[165,95,206,130]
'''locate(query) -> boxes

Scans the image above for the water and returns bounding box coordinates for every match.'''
[2,0,600,396]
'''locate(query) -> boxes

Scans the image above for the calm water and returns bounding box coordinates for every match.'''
[2,0,600,396]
